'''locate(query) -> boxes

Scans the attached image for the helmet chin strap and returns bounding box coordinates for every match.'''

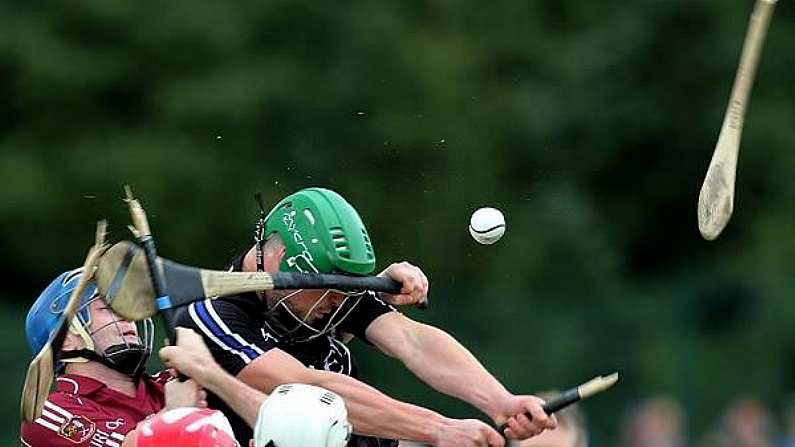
[59,317,96,365]
[61,346,150,377]
[102,343,150,376]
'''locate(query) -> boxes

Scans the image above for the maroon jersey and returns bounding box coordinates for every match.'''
[20,373,169,447]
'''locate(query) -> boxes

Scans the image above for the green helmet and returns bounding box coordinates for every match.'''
[263,188,376,275]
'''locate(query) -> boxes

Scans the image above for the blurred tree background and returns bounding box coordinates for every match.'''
[1,0,794,445]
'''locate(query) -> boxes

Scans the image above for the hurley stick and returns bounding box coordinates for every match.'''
[20,221,108,421]
[697,0,777,240]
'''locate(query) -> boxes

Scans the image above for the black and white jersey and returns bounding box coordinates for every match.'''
[173,256,399,446]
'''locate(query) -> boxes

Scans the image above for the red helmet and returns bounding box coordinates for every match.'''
[136,407,239,447]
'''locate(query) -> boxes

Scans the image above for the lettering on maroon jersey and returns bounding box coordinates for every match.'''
[90,429,126,447]
[105,418,125,431]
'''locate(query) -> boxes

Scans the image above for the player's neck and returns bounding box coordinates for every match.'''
[65,362,138,397]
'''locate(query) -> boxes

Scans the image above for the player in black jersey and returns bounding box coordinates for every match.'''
[175,187,556,447]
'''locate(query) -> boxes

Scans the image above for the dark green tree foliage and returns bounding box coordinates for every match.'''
[1,1,795,444]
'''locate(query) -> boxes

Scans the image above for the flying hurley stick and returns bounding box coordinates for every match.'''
[124,186,178,343]
[697,0,778,240]
[20,221,108,422]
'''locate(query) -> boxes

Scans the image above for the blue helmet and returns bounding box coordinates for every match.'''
[25,268,97,355]
[25,268,154,376]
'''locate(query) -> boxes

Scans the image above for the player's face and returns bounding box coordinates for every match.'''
[87,299,140,351]
[516,425,579,447]
[286,289,348,323]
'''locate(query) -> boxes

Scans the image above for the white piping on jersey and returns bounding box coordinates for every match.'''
[34,400,76,433]
[188,303,249,364]
[34,416,60,432]
[45,401,74,419]
[204,300,265,358]
[188,301,264,365]
[41,409,65,424]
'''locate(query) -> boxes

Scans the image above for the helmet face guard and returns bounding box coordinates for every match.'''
[263,288,368,343]
[60,293,154,376]
[81,301,154,376]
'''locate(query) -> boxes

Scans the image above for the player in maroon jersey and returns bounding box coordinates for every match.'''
[21,268,206,447]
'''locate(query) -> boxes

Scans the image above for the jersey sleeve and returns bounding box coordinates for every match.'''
[175,298,277,376]
[20,398,130,447]
[337,291,397,342]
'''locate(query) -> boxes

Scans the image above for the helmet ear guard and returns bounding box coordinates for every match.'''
[58,313,154,376]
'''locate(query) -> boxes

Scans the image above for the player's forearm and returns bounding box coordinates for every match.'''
[202,366,267,428]
[309,369,450,444]
[402,324,512,422]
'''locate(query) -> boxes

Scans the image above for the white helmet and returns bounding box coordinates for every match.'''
[254,383,352,447]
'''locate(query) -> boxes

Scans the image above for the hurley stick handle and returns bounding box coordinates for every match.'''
[497,373,618,437]
[124,186,178,343]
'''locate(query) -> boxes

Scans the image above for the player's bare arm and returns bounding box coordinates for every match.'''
[160,328,267,428]
[366,312,558,440]
[236,347,504,446]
